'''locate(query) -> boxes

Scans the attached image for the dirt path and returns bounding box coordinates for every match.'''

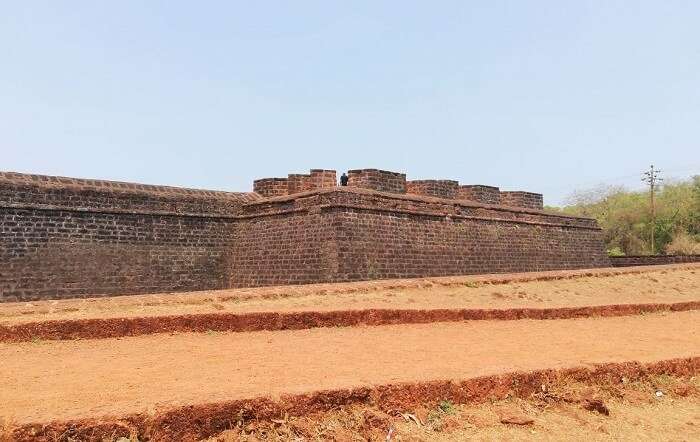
[2,264,698,326]
[2,311,699,425]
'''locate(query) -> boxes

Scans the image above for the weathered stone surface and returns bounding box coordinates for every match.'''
[0,169,611,302]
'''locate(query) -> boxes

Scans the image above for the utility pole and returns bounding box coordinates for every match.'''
[642,165,662,255]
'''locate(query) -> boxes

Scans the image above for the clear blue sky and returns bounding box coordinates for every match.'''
[2,1,698,205]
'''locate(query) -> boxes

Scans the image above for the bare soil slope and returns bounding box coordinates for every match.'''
[208,376,700,441]
[2,311,699,425]
[1,264,698,441]
[1,264,697,326]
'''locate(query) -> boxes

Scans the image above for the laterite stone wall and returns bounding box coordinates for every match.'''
[0,208,236,302]
[500,191,544,210]
[347,169,407,193]
[230,211,338,287]
[254,170,337,198]
[224,189,610,287]
[309,169,337,190]
[287,174,312,194]
[0,172,254,301]
[0,171,257,215]
[458,185,501,205]
[253,178,289,198]
[0,170,610,301]
[406,180,459,199]
[331,209,609,280]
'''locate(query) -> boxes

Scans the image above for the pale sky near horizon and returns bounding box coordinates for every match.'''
[2,1,698,205]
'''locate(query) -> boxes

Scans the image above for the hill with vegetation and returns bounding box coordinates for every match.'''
[546,176,700,256]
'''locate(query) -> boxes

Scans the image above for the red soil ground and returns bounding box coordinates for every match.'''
[1,264,698,441]
[206,372,700,442]
[2,311,699,427]
[3,264,698,326]
[1,264,698,342]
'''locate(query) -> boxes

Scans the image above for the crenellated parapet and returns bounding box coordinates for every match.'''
[457,185,501,205]
[347,169,407,193]
[287,173,312,194]
[254,169,338,197]
[310,169,337,189]
[499,191,544,210]
[253,168,544,211]
[406,180,459,199]
[253,178,289,198]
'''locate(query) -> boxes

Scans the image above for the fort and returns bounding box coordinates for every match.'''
[0,168,612,302]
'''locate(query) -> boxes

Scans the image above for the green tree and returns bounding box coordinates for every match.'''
[553,177,700,255]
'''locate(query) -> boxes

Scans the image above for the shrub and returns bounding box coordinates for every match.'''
[606,247,625,257]
[665,231,700,255]
[438,400,455,414]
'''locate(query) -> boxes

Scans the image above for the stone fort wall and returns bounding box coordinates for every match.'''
[230,188,609,287]
[0,169,610,302]
[0,172,256,301]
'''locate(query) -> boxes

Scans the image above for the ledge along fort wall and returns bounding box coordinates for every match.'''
[0,169,610,302]
[609,255,700,267]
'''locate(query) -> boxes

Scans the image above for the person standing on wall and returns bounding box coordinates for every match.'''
[340,172,348,186]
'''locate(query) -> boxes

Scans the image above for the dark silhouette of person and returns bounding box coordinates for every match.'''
[340,173,348,186]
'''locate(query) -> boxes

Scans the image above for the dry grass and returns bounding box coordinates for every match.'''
[0,417,14,442]
[666,231,700,255]
[205,375,700,441]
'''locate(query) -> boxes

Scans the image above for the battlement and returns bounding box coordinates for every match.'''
[253,178,289,198]
[0,168,546,217]
[310,169,337,189]
[406,180,459,199]
[252,168,543,211]
[500,191,544,211]
[240,186,598,229]
[254,169,337,197]
[347,169,407,193]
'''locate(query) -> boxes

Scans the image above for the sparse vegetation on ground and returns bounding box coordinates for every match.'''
[205,375,699,441]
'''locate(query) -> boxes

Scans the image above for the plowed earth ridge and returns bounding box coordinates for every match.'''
[9,357,700,442]
[2,301,699,342]
[1,264,698,342]
[3,264,698,326]
[2,312,699,426]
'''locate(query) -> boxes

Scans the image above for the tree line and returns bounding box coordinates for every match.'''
[546,176,700,256]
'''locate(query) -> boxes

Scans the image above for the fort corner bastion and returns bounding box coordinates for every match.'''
[0,169,610,302]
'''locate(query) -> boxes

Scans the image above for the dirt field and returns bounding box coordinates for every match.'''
[1,264,699,441]
[2,311,699,426]
[2,264,697,326]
